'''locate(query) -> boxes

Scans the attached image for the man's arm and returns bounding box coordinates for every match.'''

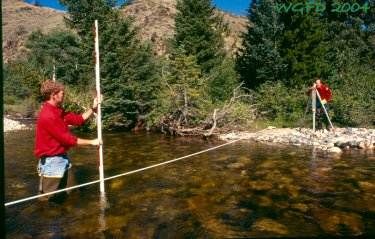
[82,95,102,120]
[43,117,100,147]
[82,108,95,121]
[77,138,100,146]
[64,112,85,126]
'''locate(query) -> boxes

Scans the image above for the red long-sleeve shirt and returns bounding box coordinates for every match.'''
[316,84,332,102]
[34,102,85,158]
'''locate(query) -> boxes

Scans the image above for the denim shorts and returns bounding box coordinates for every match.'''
[37,155,72,178]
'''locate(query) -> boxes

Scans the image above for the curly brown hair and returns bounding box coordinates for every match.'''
[40,80,65,101]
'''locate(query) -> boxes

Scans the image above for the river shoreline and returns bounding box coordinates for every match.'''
[4,117,374,154]
[3,117,32,132]
[219,127,375,154]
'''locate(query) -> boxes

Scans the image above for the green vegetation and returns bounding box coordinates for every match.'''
[236,0,285,89]
[3,0,374,131]
[174,0,225,74]
[147,0,243,133]
[236,0,375,127]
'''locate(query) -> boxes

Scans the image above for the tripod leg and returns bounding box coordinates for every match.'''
[316,90,334,130]
[312,89,316,131]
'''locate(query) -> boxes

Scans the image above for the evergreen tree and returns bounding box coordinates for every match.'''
[173,0,240,108]
[278,0,330,87]
[3,61,45,103]
[25,30,83,86]
[364,0,375,65]
[60,0,115,38]
[325,20,369,86]
[174,0,225,74]
[235,0,373,126]
[208,58,238,102]
[323,0,375,126]
[148,49,221,130]
[166,51,209,126]
[60,0,120,88]
[60,0,159,130]
[236,0,285,89]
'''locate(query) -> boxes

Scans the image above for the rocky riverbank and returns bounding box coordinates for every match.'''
[219,127,375,153]
[3,117,30,132]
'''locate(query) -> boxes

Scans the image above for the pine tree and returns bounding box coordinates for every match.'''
[208,58,238,102]
[363,0,375,66]
[174,0,225,74]
[25,30,83,86]
[323,0,375,126]
[279,11,330,87]
[324,0,373,76]
[60,0,115,38]
[146,53,207,129]
[60,0,120,88]
[167,52,208,126]
[60,0,159,130]
[236,0,285,89]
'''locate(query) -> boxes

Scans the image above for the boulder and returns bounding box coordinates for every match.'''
[327,147,342,154]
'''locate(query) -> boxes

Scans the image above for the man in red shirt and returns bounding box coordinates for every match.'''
[308,78,332,130]
[34,80,101,202]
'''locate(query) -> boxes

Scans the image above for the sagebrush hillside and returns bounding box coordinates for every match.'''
[2,0,67,63]
[2,0,248,63]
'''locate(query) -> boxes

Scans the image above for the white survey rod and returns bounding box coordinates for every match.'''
[315,89,335,130]
[312,88,316,131]
[95,20,105,193]
[52,64,56,82]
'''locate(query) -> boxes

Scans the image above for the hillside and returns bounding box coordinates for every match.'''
[2,0,67,63]
[2,0,248,62]
[120,0,248,55]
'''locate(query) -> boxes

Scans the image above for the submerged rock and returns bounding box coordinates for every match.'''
[291,203,309,213]
[256,196,273,207]
[251,218,289,235]
[238,156,252,164]
[248,180,273,191]
[258,160,276,169]
[312,207,364,236]
[327,147,342,154]
[274,201,289,209]
[358,181,375,192]
[106,215,128,230]
[227,162,245,169]
[110,180,125,190]
[285,185,300,199]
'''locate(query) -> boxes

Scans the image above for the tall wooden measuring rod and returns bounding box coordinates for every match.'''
[94,20,105,193]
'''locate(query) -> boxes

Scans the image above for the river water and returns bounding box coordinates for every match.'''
[5,129,375,238]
